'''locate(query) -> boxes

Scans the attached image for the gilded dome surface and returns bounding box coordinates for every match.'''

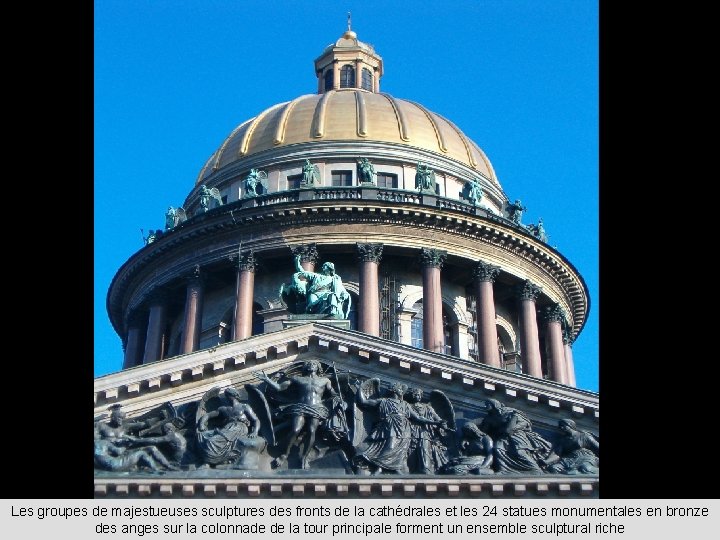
[195,88,498,185]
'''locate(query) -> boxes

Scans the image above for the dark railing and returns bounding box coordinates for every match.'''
[375,188,421,204]
[165,186,531,239]
[312,187,363,200]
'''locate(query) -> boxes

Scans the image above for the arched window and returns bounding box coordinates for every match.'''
[340,65,355,88]
[361,68,373,91]
[324,70,334,91]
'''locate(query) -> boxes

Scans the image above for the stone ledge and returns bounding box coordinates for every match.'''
[94,477,598,498]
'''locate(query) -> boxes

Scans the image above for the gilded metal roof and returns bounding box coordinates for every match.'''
[195,89,498,185]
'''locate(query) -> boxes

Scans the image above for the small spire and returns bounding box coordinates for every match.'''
[347,11,352,31]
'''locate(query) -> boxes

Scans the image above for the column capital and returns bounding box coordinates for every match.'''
[145,287,170,306]
[356,243,383,263]
[291,243,319,265]
[419,248,447,269]
[184,264,204,285]
[473,260,501,282]
[516,280,542,302]
[124,309,146,329]
[562,326,575,346]
[541,303,566,323]
[238,251,259,272]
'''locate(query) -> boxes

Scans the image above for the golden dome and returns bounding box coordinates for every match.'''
[196,88,498,185]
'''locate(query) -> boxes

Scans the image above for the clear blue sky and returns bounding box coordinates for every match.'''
[95,0,598,391]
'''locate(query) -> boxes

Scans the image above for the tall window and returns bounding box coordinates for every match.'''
[340,65,355,88]
[252,302,263,336]
[409,300,455,355]
[347,292,358,330]
[331,170,353,186]
[443,312,453,355]
[410,301,423,349]
[361,68,373,91]
[376,173,398,188]
[287,174,302,189]
[324,70,334,91]
[380,272,397,341]
[466,293,479,361]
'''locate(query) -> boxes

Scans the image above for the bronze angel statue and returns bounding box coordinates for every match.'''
[301,159,320,187]
[415,162,436,193]
[165,206,188,230]
[244,168,268,197]
[461,178,484,206]
[199,184,223,212]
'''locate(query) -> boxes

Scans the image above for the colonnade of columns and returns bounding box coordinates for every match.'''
[121,244,576,386]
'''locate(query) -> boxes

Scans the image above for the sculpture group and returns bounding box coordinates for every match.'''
[279,255,351,319]
[95,361,597,476]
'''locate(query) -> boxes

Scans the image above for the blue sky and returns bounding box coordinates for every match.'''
[95,0,598,391]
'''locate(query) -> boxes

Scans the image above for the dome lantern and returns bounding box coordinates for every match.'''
[314,15,383,94]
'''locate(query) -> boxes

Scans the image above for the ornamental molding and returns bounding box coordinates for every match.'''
[94,477,598,498]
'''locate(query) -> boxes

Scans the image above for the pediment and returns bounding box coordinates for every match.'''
[94,323,598,497]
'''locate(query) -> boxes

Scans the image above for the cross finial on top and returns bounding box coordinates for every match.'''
[347,11,352,31]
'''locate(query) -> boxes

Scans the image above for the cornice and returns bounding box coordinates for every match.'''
[108,191,589,341]
[94,323,599,417]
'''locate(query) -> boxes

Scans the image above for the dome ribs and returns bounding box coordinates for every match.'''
[468,139,499,185]
[436,113,479,169]
[195,152,217,185]
[405,99,448,153]
[312,90,334,138]
[239,102,285,156]
[274,95,310,145]
[214,118,252,170]
[379,93,411,142]
[354,91,368,137]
